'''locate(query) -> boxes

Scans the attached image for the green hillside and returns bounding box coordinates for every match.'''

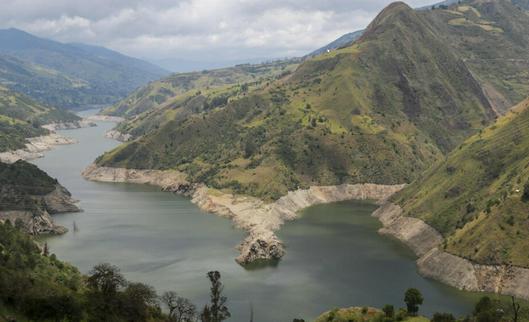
[96,2,496,201]
[394,97,529,267]
[0,28,168,109]
[0,85,80,152]
[425,0,529,113]
[101,59,299,118]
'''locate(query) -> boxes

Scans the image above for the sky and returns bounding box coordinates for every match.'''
[1,0,437,71]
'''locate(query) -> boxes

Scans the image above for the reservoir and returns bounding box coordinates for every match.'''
[35,110,477,321]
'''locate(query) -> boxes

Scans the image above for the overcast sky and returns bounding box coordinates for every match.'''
[1,0,437,71]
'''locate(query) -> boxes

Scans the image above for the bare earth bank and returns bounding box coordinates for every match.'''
[81,164,529,300]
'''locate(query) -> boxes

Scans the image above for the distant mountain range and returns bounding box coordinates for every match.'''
[0,28,169,109]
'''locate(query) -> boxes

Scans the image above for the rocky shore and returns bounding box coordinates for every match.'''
[82,164,404,264]
[0,184,81,235]
[372,203,529,300]
[0,133,77,163]
[42,120,97,132]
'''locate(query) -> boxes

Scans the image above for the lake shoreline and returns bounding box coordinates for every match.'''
[82,164,529,301]
[373,203,529,300]
[0,120,95,164]
[81,164,404,264]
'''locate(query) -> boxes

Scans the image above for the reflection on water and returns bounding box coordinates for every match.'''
[34,110,478,322]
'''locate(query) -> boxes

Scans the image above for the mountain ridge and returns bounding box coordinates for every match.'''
[95,1,498,200]
[0,28,169,109]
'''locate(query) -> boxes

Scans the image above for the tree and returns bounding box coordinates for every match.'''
[87,263,126,295]
[382,304,394,319]
[473,296,503,322]
[121,282,159,322]
[86,263,127,322]
[201,271,230,322]
[432,312,456,322]
[161,291,197,322]
[404,288,423,316]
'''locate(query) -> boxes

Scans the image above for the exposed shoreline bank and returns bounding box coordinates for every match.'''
[81,164,403,264]
[0,120,96,164]
[0,185,81,235]
[81,164,529,300]
[372,203,529,300]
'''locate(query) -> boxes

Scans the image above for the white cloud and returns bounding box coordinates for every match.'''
[0,0,437,70]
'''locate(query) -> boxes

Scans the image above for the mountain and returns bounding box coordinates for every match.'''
[393,97,529,267]
[95,2,498,201]
[0,28,169,109]
[424,0,529,113]
[307,30,364,57]
[0,85,80,152]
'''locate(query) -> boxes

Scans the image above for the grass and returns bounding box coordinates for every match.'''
[394,98,529,267]
[426,0,529,112]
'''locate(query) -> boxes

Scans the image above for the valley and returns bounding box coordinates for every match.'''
[2,0,529,320]
[29,114,479,321]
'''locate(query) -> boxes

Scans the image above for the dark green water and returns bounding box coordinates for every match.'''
[34,110,479,322]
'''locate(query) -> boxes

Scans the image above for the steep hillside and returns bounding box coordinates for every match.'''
[425,0,529,113]
[0,86,80,152]
[96,2,495,200]
[394,97,529,267]
[0,28,168,109]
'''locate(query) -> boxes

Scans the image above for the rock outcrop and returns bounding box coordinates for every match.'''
[0,210,67,235]
[373,202,529,300]
[0,184,80,235]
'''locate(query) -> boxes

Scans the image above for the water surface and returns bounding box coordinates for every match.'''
[35,111,478,321]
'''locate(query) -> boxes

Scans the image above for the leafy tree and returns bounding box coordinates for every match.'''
[86,263,127,322]
[382,304,395,319]
[24,295,83,322]
[404,288,423,316]
[473,296,503,322]
[121,282,159,322]
[201,271,230,322]
[161,291,197,322]
[87,263,126,295]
